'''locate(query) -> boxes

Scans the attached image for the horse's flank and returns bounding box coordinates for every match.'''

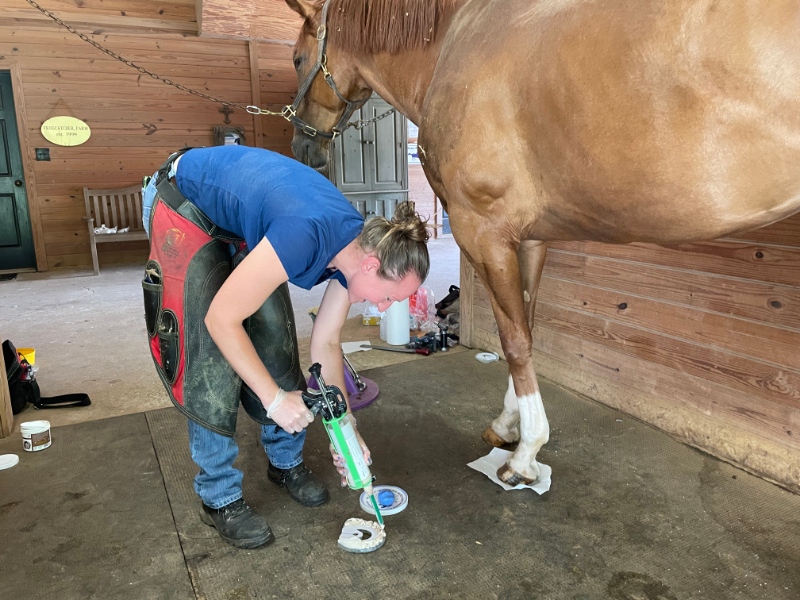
[327,0,460,54]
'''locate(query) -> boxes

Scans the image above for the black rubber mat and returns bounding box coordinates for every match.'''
[0,413,194,600]
[148,352,800,600]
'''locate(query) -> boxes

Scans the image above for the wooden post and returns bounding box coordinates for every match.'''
[10,61,47,272]
[249,41,263,149]
[0,330,13,438]
[459,252,474,348]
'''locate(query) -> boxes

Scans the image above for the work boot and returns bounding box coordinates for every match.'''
[268,462,330,507]
[200,498,274,549]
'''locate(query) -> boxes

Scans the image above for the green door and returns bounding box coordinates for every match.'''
[0,71,36,272]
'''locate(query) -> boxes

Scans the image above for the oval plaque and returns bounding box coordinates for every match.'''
[41,116,91,146]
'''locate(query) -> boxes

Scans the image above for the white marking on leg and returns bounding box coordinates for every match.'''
[508,391,549,481]
[490,374,521,443]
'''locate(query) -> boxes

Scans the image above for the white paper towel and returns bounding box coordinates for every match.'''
[467,448,552,494]
[383,298,410,346]
[341,341,372,354]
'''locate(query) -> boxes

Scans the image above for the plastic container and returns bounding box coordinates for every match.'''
[383,298,410,346]
[362,303,383,326]
[21,420,51,452]
[17,348,35,365]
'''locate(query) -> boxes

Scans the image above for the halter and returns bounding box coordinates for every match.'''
[283,0,369,140]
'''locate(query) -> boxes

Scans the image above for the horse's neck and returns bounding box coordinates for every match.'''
[354,6,459,127]
[356,49,440,126]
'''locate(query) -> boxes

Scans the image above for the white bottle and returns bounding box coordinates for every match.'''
[384,298,410,346]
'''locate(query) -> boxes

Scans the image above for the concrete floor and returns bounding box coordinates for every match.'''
[0,237,460,431]
[2,353,798,600]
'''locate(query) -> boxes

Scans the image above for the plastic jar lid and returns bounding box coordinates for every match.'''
[0,454,20,470]
[20,420,50,434]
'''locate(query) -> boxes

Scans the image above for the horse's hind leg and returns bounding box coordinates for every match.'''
[459,227,549,485]
[482,241,548,448]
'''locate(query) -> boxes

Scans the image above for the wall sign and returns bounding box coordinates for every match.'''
[41,116,91,146]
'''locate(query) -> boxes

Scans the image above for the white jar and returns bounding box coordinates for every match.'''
[21,420,51,452]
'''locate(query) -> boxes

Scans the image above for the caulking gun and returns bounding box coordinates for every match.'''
[302,363,385,527]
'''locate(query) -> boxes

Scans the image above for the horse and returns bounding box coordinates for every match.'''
[284,0,800,486]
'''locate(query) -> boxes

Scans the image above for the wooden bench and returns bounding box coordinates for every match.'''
[82,184,148,276]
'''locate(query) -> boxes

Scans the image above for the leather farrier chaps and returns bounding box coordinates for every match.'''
[142,149,306,436]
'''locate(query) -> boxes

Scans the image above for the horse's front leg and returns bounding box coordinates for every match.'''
[460,232,550,486]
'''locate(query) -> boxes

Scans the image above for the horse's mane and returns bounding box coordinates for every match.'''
[325,0,459,54]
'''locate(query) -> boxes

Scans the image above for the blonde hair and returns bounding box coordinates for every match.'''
[357,200,430,281]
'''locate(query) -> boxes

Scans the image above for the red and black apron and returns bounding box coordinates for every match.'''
[142,150,305,436]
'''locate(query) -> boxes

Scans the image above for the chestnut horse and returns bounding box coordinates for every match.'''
[285,0,800,485]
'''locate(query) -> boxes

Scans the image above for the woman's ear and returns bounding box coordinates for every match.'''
[361,255,381,274]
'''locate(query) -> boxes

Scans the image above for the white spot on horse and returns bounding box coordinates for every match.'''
[491,375,550,481]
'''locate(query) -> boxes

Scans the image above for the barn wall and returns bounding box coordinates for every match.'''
[1,14,298,271]
[460,215,800,493]
[409,164,437,237]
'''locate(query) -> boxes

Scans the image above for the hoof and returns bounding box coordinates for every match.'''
[497,462,536,487]
[482,427,512,447]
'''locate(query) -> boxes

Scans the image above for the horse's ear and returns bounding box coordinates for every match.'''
[285,0,317,19]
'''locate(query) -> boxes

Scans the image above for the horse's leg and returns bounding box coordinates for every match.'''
[481,241,548,449]
[459,229,549,485]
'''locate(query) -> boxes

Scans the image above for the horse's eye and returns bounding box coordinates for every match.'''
[293,57,302,70]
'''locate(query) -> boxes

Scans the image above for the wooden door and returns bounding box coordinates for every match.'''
[330,94,408,220]
[0,71,35,272]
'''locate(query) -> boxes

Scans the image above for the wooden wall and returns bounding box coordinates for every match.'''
[409,164,437,237]
[1,11,298,271]
[257,41,296,156]
[460,215,800,494]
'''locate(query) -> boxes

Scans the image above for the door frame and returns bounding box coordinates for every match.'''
[2,61,47,272]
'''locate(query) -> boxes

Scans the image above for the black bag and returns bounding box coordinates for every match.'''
[2,340,91,414]
[435,285,460,319]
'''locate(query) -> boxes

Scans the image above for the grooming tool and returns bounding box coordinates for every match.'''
[302,364,385,534]
[360,345,431,356]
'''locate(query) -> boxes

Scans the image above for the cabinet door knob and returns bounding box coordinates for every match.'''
[14,180,23,187]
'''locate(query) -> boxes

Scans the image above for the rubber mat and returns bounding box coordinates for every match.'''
[0,413,194,600]
[148,351,800,600]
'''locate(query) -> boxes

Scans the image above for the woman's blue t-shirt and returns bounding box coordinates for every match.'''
[175,146,364,290]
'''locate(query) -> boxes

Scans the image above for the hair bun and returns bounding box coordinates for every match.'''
[391,200,430,244]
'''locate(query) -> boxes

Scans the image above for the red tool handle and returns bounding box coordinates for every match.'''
[416,348,431,356]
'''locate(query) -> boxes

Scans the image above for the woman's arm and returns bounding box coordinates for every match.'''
[311,279,372,483]
[310,278,352,406]
[204,237,312,434]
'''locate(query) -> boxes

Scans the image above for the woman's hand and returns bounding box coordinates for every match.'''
[330,417,372,487]
[269,390,314,434]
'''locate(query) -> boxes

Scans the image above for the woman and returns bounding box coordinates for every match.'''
[141,145,429,549]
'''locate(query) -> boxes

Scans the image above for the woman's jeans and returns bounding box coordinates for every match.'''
[188,420,305,509]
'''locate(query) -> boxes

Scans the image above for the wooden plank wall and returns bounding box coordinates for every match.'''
[460,215,800,493]
[257,41,296,157]
[0,0,198,35]
[409,164,437,238]
[0,18,298,270]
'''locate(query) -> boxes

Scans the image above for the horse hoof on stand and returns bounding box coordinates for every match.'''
[482,427,512,447]
[496,462,536,487]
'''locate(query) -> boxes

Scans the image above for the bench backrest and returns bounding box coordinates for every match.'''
[83,185,144,232]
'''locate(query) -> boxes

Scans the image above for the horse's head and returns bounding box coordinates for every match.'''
[285,0,372,174]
